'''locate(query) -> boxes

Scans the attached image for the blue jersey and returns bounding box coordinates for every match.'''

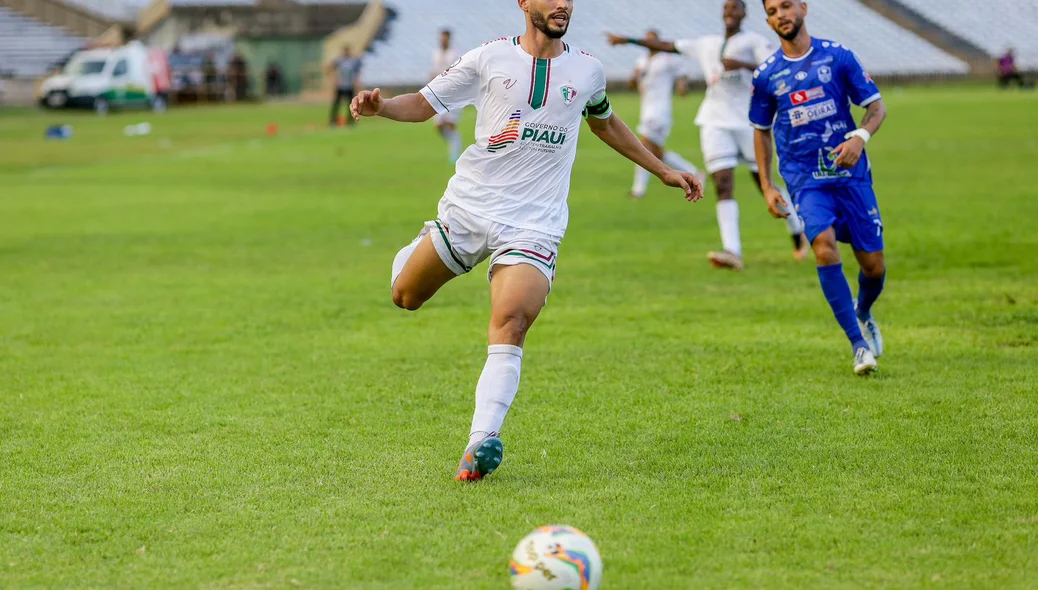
[749,38,881,195]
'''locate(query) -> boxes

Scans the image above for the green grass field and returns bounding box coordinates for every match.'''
[1,86,1036,589]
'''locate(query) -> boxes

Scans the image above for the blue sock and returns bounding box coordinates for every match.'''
[817,264,869,351]
[856,271,885,321]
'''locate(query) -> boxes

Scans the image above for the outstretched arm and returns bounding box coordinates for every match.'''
[350,88,436,123]
[722,58,759,72]
[606,33,680,54]
[587,113,703,202]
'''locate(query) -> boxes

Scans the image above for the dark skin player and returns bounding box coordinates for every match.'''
[609,0,808,256]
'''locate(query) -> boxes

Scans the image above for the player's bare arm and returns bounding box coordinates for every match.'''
[831,99,888,168]
[350,88,437,123]
[606,33,679,54]
[753,127,789,219]
[722,58,760,72]
[587,113,704,202]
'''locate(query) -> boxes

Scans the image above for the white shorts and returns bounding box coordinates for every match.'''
[637,118,672,146]
[700,125,759,174]
[411,198,559,288]
[435,111,460,126]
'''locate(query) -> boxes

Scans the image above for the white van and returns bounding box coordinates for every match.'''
[39,41,170,114]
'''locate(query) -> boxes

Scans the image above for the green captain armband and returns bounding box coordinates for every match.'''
[583,95,612,119]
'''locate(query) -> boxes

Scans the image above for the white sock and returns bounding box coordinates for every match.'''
[779,186,804,235]
[391,237,421,288]
[631,166,650,197]
[468,344,523,446]
[444,129,462,162]
[663,151,702,176]
[717,199,742,256]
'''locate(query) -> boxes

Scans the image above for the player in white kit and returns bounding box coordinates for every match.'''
[351,0,704,482]
[623,30,706,199]
[430,29,464,163]
[609,0,808,269]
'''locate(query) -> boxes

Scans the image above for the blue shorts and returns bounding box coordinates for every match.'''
[794,185,884,253]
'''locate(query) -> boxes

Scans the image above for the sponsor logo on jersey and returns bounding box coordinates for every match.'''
[790,86,825,105]
[520,122,568,150]
[488,109,522,152]
[795,71,808,81]
[769,68,791,81]
[503,78,517,89]
[818,66,833,83]
[560,85,578,106]
[821,121,835,143]
[789,99,837,127]
[774,80,791,97]
[812,56,834,66]
[813,148,853,180]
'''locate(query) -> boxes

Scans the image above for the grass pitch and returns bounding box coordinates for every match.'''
[1,87,1036,588]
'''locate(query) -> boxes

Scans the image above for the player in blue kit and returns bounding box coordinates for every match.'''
[750,0,888,375]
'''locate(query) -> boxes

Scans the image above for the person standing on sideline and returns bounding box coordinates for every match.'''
[328,46,362,126]
[430,29,465,163]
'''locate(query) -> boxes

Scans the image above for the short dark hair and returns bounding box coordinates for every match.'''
[441,29,451,35]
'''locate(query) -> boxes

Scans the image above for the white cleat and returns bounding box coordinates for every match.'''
[707,250,745,271]
[857,313,884,358]
[854,346,878,376]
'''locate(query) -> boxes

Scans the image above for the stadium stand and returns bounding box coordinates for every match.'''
[896,0,1038,69]
[362,0,968,87]
[60,0,138,20]
[0,6,87,78]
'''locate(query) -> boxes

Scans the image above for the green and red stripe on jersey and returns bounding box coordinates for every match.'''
[498,248,556,271]
[528,57,551,110]
[434,221,471,272]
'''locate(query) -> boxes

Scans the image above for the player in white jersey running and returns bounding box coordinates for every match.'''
[609,0,809,270]
[625,30,706,199]
[430,29,464,163]
[351,0,704,482]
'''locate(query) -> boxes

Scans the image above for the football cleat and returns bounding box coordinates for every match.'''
[857,312,884,358]
[708,250,745,271]
[854,346,878,376]
[455,436,504,482]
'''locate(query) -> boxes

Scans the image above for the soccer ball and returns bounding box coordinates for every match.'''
[509,525,602,590]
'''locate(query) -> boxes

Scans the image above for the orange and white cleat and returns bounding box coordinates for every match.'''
[707,250,745,271]
[455,436,504,482]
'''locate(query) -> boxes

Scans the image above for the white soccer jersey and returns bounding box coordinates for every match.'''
[635,52,682,125]
[419,37,612,239]
[431,47,460,79]
[675,31,773,129]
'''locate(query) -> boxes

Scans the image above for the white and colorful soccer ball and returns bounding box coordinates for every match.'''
[509,525,602,590]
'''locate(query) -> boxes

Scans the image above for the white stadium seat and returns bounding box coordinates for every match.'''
[0,6,86,78]
[898,0,1038,69]
[361,0,968,87]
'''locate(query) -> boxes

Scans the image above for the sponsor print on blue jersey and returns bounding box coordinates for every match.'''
[750,38,881,194]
